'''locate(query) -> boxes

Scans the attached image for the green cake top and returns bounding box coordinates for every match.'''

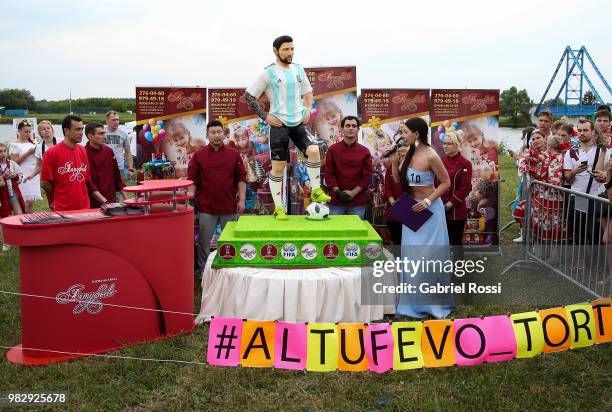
[227,215,377,240]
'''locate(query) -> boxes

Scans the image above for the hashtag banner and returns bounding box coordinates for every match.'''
[207,317,244,367]
[205,299,612,372]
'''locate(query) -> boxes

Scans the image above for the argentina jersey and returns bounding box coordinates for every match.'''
[246,63,313,127]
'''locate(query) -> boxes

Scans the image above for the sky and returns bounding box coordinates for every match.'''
[1,0,611,103]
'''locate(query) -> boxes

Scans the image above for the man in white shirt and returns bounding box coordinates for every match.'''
[105,111,134,179]
[245,35,330,220]
[563,118,605,244]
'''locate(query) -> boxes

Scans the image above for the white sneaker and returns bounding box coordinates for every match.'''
[512,236,523,243]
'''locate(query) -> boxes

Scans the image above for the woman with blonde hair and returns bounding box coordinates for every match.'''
[24,120,57,183]
[441,130,472,260]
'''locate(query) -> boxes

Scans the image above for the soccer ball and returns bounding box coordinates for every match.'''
[306,202,330,220]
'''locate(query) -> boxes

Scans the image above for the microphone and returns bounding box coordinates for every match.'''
[382,138,406,158]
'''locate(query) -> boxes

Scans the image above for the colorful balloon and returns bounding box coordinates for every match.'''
[148,118,156,126]
[437,125,445,133]
[443,120,451,128]
[143,123,150,132]
[157,120,164,128]
[439,133,446,142]
[451,122,459,129]
[447,127,455,132]
[154,125,161,133]
[145,131,153,142]
[158,129,166,139]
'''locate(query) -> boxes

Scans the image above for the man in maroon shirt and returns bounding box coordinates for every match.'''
[85,122,126,208]
[188,120,246,269]
[324,116,373,219]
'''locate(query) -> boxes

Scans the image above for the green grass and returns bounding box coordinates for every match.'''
[0,160,610,411]
[0,112,136,125]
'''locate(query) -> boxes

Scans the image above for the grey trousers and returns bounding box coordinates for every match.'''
[197,213,237,268]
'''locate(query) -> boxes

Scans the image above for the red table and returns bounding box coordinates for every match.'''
[2,180,195,365]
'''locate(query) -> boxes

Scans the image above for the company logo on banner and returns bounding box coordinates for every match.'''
[430,89,500,249]
[360,89,431,226]
[462,93,498,113]
[306,67,357,97]
[136,87,207,124]
[56,281,117,315]
[206,300,612,372]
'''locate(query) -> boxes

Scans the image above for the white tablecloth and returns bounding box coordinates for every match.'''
[195,250,397,324]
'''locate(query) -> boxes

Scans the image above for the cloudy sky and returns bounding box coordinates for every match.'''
[1,0,610,103]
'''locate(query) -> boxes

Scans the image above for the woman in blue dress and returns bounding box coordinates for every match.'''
[390,117,453,319]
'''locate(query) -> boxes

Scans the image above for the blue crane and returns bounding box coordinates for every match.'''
[535,46,611,117]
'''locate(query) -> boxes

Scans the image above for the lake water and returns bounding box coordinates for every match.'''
[0,123,525,153]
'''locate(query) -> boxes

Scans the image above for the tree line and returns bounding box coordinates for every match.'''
[0,88,135,113]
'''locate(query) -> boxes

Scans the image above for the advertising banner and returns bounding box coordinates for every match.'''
[361,89,430,225]
[135,86,207,178]
[430,89,500,248]
[291,66,358,214]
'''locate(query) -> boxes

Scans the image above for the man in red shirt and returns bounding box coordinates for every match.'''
[41,115,105,211]
[324,116,373,219]
[188,120,247,269]
[85,122,126,208]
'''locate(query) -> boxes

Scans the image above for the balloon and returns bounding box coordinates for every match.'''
[158,129,166,139]
[437,125,445,133]
[145,131,153,142]
[447,127,455,132]
[143,123,150,132]
[443,120,451,128]
[154,125,161,133]
[451,122,459,129]
[439,133,446,142]
[148,118,156,126]
[157,120,164,128]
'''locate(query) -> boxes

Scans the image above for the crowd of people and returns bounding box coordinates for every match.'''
[512,108,612,243]
[508,107,612,287]
[0,113,129,250]
[2,34,610,319]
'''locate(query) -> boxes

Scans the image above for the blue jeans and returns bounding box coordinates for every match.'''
[329,204,366,219]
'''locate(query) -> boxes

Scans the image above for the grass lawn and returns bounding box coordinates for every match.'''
[0,156,610,411]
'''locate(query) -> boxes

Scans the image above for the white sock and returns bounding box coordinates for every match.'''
[269,174,284,210]
[306,161,321,190]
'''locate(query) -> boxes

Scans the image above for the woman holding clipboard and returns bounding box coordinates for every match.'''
[389,117,453,319]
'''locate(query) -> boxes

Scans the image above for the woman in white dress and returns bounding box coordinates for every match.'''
[9,119,41,213]
[24,120,57,183]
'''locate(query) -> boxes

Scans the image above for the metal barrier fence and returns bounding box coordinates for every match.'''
[509,177,611,298]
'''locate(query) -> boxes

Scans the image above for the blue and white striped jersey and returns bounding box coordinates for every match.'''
[246,63,313,127]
